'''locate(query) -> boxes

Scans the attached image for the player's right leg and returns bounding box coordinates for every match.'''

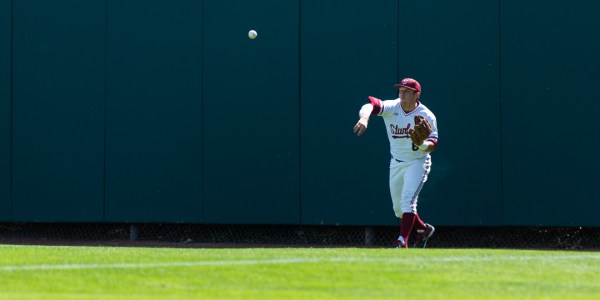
[388,159,405,219]
[389,159,406,248]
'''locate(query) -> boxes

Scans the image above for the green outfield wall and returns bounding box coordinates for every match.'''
[1,0,598,226]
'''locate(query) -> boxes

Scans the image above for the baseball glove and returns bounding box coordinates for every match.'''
[409,115,432,146]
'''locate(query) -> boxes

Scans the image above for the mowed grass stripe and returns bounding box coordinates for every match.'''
[0,247,599,299]
[1,252,599,272]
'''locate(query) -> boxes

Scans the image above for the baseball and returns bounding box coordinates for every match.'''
[248,30,257,39]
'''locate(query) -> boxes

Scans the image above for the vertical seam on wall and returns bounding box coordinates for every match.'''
[103,0,108,221]
[397,0,400,84]
[9,0,14,220]
[298,0,302,224]
[498,0,504,222]
[200,0,205,221]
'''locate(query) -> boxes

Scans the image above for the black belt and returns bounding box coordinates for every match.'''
[395,159,404,163]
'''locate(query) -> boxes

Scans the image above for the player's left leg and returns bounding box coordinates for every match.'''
[398,156,431,246]
[414,213,426,230]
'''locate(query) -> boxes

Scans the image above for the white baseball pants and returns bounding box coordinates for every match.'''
[389,156,431,218]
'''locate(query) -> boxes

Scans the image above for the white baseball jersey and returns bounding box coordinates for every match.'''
[369,97,438,162]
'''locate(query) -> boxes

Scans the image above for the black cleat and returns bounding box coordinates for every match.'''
[414,224,435,248]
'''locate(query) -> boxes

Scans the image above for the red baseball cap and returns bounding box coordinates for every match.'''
[394,78,421,93]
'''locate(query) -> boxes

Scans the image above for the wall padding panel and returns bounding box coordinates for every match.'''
[104,0,203,222]
[501,0,600,226]
[203,0,300,224]
[12,0,105,221]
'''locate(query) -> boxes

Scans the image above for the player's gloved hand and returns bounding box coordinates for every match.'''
[408,115,432,146]
[353,119,368,136]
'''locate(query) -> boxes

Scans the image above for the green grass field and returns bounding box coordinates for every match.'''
[0,245,599,299]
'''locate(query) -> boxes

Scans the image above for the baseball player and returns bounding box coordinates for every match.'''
[353,78,437,248]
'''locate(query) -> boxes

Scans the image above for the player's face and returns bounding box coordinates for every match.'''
[399,87,418,101]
